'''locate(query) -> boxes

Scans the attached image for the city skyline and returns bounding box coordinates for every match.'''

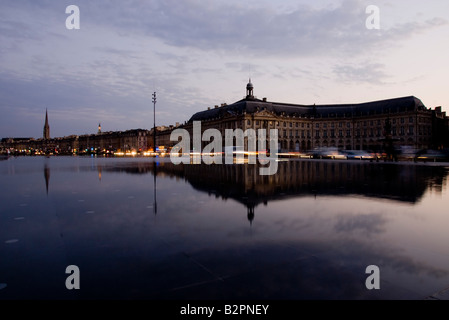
[1,0,449,139]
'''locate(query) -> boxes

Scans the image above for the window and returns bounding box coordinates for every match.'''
[409,126,414,135]
[339,130,343,137]
[256,120,259,125]
[346,130,351,137]
[409,117,413,123]
[247,120,251,125]
[323,130,328,138]
[289,122,293,128]
[316,123,319,128]
[330,129,335,138]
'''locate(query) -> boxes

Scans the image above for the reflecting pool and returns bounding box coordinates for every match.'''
[1,156,449,300]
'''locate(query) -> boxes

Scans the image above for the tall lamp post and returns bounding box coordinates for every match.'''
[152,91,157,214]
[152,91,157,155]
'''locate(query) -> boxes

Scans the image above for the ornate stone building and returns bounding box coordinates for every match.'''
[168,80,448,153]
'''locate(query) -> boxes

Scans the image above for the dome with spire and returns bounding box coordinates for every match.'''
[246,78,254,98]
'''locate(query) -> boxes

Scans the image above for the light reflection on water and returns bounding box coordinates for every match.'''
[0,156,449,300]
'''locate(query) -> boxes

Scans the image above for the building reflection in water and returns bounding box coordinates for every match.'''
[93,159,448,225]
[44,163,50,195]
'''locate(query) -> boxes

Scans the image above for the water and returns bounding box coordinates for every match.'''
[1,156,449,300]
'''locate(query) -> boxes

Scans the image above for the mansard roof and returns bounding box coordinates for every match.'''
[188,95,427,122]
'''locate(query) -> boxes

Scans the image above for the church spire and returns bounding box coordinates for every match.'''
[43,109,50,140]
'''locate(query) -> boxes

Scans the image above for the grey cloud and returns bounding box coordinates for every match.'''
[0,20,41,41]
[92,47,140,59]
[3,0,447,59]
[333,62,388,84]
[80,0,447,57]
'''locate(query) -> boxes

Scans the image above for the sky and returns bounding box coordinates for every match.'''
[1,0,448,139]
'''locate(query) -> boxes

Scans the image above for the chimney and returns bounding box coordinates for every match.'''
[263,97,267,102]
[215,105,219,108]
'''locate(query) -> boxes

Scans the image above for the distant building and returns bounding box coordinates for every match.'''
[1,109,154,155]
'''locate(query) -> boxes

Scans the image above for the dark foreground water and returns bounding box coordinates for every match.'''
[1,156,449,300]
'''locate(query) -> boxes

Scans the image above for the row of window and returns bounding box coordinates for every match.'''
[246,117,418,128]
[277,126,432,138]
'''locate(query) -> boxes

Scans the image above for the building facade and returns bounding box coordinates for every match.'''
[163,81,448,153]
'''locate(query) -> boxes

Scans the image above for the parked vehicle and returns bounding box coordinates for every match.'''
[414,149,449,162]
[343,150,375,160]
[396,146,419,161]
[311,147,347,160]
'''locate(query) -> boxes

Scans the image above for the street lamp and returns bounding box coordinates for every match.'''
[152,91,156,155]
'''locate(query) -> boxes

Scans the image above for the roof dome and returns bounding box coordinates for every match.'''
[246,80,254,90]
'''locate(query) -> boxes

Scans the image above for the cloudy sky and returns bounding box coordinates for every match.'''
[1,0,448,138]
